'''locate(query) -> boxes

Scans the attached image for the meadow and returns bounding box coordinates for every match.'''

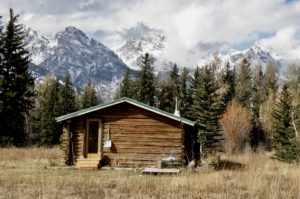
[0,147,299,199]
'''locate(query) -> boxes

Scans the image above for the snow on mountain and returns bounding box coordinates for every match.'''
[26,26,130,101]
[115,23,172,76]
[115,23,284,78]
[197,42,282,73]
[26,24,291,101]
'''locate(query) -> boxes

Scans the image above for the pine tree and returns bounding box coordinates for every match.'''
[220,62,235,105]
[188,66,201,108]
[81,80,98,109]
[119,68,134,98]
[179,67,190,115]
[254,64,267,104]
[40,78,61,145]
[235,58,252,108]
[158,79,174,112]
[0,9,35,146]
[190,66,201,92]
[189,65,223,157]
[265,61,277,97]
[170,63,180,95]
[250,64,267,150]
[158,63,180,112]
[138,53,155,106]
[272,85,299,162]
[58,74,77,115]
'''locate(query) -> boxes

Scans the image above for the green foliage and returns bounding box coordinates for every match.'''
[250,64,267,150]
[179,67,190,115]
[189,65,223,156]
[58,74,78,115]
[235,58,252,108]
[137,53,156,106]
[272,85,299,162]
[264,61,278,97]
[158,63,180,112]
[170,63,180,96]
[190,66,201,93]
[119,68,136,98]
[220,62,235,108]
[40,78,61,145]
[0,9,35,146]
[81,80,99,109]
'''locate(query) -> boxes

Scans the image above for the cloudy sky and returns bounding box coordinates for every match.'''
[1,0,300,65]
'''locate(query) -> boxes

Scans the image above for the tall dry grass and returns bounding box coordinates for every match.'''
[0,147,299,199]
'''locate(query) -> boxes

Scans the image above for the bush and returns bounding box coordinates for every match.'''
[220,102,252,154]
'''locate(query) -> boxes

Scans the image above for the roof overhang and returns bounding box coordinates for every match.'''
[55,97,196,126]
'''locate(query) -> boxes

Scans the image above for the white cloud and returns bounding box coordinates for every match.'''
[260,27,300,60]
[1,0,300,66]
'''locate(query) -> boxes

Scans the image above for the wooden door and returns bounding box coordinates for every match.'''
[86,119,102,159]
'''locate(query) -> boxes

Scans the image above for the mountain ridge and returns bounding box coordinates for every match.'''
[26,26,131,101]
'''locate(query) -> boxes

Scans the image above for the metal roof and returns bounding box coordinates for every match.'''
[55,97,196,126]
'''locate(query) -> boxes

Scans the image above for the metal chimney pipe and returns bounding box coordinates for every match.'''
[174,97,180,117]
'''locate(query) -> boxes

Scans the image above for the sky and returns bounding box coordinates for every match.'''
[0,0,300,65]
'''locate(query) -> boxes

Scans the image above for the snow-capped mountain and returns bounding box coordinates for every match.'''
[26,26,130,101]
[26,24,289,101]
[115,23,283,77]
[115,23,172,76]
[197,42,282,73]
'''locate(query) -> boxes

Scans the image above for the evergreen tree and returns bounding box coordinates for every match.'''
[272,85,299,162]
[253,64,266,104]
[138,53,155,106]
[158,80,174,112]
[40,78,61,145]
[265,61,277,97]
[179,67,190,115]
[235,58,252,108]
[27,76,52,145]
[81,80,98,109]
[170,63,180,95]
[190,66,201,92]
[220,62,235,105]
[158,63,180,112]
[189,65,223,156]
[0,9,35,146]
[119,68,134,98]
[58,74,77,115]
[188,66,201,108]
[250,64,267,150]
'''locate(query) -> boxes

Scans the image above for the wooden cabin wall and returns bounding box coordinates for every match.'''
[61,122,71,165]
[61,119,84,165]
[89,103,184,168]
[71,118,84,162]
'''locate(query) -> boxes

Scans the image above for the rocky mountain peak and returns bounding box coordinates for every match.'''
[26,26,130,101]
[115,23,168,71]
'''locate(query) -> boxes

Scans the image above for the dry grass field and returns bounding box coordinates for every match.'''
[0,147,299,199]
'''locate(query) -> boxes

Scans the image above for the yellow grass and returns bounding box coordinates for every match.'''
[0,147,299,199]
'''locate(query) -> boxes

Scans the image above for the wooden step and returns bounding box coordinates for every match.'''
[75,159,101,169]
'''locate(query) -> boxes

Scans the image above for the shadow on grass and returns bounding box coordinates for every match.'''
[212,159,245,171]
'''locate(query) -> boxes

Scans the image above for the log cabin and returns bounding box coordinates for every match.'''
[56,97,199,169]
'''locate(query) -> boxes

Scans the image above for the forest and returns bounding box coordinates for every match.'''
[0,9,300,163]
